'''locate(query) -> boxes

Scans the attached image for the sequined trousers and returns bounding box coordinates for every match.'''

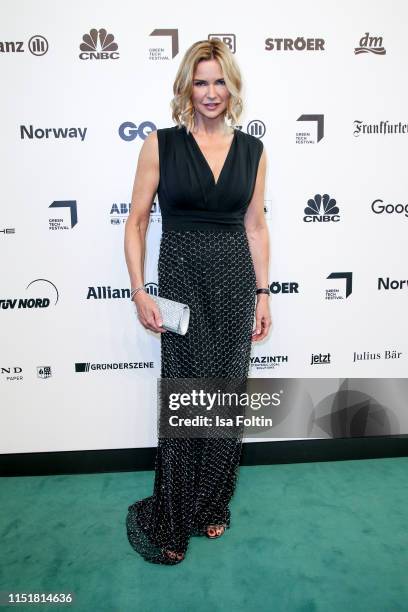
[126,229,257,564]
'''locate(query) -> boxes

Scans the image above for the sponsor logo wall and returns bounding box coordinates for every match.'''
[1,0,407,454]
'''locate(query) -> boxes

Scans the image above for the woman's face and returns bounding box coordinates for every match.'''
[191,59,230,121]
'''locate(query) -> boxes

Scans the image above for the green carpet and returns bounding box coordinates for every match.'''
[1,457,407,612]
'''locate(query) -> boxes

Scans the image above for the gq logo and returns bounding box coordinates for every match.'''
[119,121,156,141]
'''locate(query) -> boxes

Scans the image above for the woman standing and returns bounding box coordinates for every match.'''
[125,39,271,565]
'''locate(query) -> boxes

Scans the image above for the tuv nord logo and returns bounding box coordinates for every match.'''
[79,28,119,60]
[303,194,340,222]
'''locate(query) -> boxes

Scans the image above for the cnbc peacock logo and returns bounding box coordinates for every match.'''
[79,28,119,60]
[303,194,340,222]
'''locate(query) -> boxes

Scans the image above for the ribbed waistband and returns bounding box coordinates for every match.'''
[162,215,245,233]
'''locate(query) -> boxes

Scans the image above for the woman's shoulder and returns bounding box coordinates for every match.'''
[156,124,184,135]
[236,128,264,153]
[154,125,184,146]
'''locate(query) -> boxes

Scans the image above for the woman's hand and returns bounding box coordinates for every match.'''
[252,295,272,342]
[133,291,167,333]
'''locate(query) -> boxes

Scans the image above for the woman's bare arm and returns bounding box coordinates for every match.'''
[244,149,272,341]
[124,130,165,333]
[124,130,159,289]
[244,149,269,286]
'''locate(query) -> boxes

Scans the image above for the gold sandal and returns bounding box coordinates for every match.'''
[205,524,226,539]
[162,549,185,563]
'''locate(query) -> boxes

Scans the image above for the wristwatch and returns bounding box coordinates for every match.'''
[256,288,270,296]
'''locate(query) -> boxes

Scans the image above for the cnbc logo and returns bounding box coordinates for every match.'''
[303,194,340,222]
[79,28,119,60]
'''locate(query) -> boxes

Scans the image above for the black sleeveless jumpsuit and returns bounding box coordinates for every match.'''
[126,124,264,564]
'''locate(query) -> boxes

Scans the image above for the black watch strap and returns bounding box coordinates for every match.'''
[256,288,270,295]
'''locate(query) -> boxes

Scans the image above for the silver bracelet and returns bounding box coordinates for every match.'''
[130,285,146,300]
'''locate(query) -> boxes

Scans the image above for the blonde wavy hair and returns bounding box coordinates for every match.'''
[170,40,243,134]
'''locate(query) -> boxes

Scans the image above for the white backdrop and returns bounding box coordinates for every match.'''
[1,0,407,454]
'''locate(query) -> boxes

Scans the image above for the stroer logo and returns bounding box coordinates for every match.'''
[269,281,299,294]
[79,28,119,60]
[303,194,340,222]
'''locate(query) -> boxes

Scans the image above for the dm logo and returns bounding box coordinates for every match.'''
[79,28,119,60]
[303,194,340,222]
[354,32,386,55]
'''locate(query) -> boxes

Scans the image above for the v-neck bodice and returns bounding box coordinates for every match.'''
[156,124,263,232]
[188,127,237,187]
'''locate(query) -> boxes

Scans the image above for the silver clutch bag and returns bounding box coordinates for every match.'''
[150,295,190,335]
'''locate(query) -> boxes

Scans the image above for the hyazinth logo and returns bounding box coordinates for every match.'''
[354,32,386,55]
[303,194,340,222]
[79,28,119,60]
